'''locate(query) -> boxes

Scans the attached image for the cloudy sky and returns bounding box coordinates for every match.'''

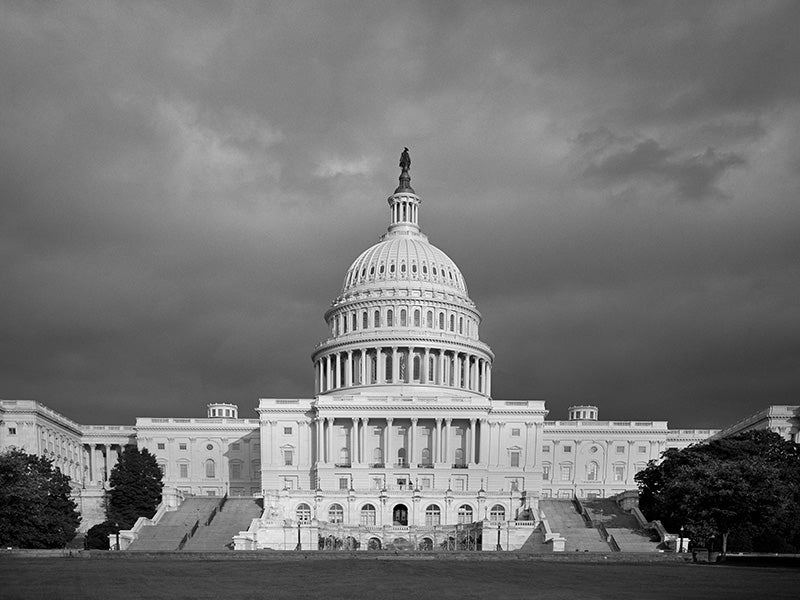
[2,1,799,428]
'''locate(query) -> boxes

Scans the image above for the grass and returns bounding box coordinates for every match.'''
[1,556,797,600]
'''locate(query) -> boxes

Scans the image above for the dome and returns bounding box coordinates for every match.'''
[341,232,469,297]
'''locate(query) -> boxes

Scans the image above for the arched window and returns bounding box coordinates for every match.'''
[454,447,464,467]
[296,503,311,523]
[425,504,441,526]
[450,315,455,331]
[328,503,344,524]
[374,310,380,328]
[386,309,393,327]
[397,447,406,467]
[370,355,377,384]
[426,311,433,328]
[587,461,599,481]
[413,354,421,381]
[157,461,167,476]
[459,316,464,334]
[352,312,357,331]
[205,459,216,478]
[400,309,407,327]
[373,447,383,465]
[421,448,431,466]
[230,460,242,480]
[361,504,376,526]
[439,313,445,329]
[339,447,350,466]
[489,504,505,522]
[414,309,420,327]
[362,312,368,330]
[457,505,473,524]
[342,315,347,334]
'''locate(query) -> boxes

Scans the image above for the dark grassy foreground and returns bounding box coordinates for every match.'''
[1,556,796,600]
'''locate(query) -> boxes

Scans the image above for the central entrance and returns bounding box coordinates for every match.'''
[393,503,408,526]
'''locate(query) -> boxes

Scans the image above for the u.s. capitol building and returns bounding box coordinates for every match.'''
[2,151,796,550]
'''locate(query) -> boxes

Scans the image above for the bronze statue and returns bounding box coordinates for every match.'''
[399,147,411,172]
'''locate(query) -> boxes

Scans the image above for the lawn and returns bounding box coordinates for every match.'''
[1,557,796,600]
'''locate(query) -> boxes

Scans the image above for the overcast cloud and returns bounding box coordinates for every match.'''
[1,1,799,428]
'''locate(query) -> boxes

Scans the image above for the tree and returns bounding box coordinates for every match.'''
[106,446,163,529]
[85,520,121,550]
[0,448,80,548]
[636,430,800,554]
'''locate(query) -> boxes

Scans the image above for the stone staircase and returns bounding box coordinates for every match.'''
[182,498,263,551]
[582,499,661,552]
[516,526,550,553]
[539,499,611,552]
[126,497,221,551]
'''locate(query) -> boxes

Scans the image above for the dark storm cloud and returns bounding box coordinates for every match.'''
[1,1,799,428]
[578,133,746,201]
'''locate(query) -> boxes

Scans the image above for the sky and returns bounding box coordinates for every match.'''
[1,1,799,428]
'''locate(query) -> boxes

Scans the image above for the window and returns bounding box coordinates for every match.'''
[426,311,433,328]
[563,445,572,453]
[616,446,625,454]
[283,477,295,490]
[425,504,441,526]
[511,428,520,437]
[400,309,407,326]
[157,443,165,450]
[454,447,464,466]
[179,463,188,478]
[458,505,473,524]
[339,477,349,490]
[614,465,625,482]
[638,446,647,454]
[560,465,572,481]
[205,459,216,478]
[362,312,368,330]
[372,477,383,490]
[284,450,294,466]
[230,461,242,480]
[439,313,445,329]
[387,309,393,327]
[450,315,455,331]
[157,461,166,475]
[372,447,383,465]
[586,461,599,481]
[542,465,551,480]
[489,504,505,522]
[360,504,376,526]
[374,310,380,328]
[328,504,344,524]
[251,459,260,475]
[231,443,240,451]
[542,445,550,453]
[179,443,187,451]
[420,477,431,489]
[8,427,16,435]
[420,448,431,466]
[414,309,420,327]
[510,451,520,467]
[284,427,293,435]
[296,503,311,523]
[453,479,465,491]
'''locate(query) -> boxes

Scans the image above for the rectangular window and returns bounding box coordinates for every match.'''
[339,477,349,490]
[231,462,242,480]
[284,427,293,435]
[614,465,625,482]
[179,464,188,478]
[372,477,383,490]
[560,465,572,481]
[511,428,520,437]
[638,446,647,454]
[231,443,240,451]
[542,465,550,480]
[157,443,165,450]
[8,427,16,435]
[284,450,293,466]
[179,443,187,451]
[542,445,550,453]
[510,451,520,467]
[283,477,294,490]
[454,479,465,491]
[420,477,431,489]
[616,446,625,454]
[563,445,572,453]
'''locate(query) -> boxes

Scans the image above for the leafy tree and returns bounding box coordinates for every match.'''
[106,446,163,529]
[636,430,800,554]
[85,520,121,550]
[0,448,80,548]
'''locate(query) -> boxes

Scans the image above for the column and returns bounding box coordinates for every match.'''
[360,418,367,464]
[469,419,476,464]
[626,441,635,485]
[346,351,353,387]
[335,353,341,389]
[434,419,442,463]
[410,418,418,466]
[486,363,492,397]
[444,419,452,465]
[360,349,367,385]
[376,347,383,383]
[316,418,323,464]
[438,350,445,386]
[351,418,359,465]
[103,445,111,482]
[478,418,489,465]
[422,348,429,383]
[392,347,399,383]
[326,355,333,392]
[385,418,393,467]
[524,423,534,469]
[495,423,505,467]
[326,418,334,465]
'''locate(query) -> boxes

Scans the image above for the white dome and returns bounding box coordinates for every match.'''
[341,232,468,297]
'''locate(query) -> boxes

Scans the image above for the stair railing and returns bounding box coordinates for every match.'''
[596,521,621,552]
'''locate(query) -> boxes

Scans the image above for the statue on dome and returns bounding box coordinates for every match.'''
[399,147,411,172]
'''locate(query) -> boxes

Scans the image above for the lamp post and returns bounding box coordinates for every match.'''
[679,526,685,553]
[295,522,302,551]
[114,521,120,551]
[496,523,502,552]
